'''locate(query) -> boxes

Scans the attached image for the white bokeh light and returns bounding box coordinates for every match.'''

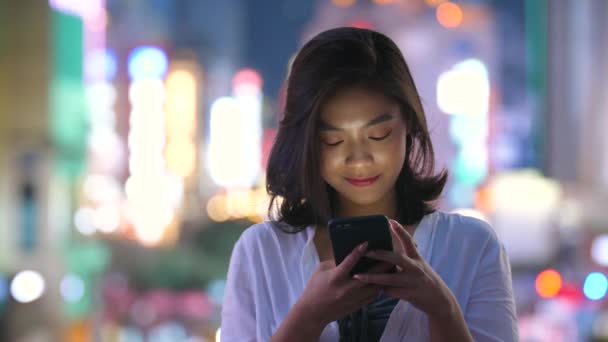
[10,270,45,303]
[60,273,85,303]
[591,234,608,267]
[74,207,97,235]
[437,58,489,117]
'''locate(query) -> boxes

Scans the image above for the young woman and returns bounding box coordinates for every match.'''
[221,27,518,342]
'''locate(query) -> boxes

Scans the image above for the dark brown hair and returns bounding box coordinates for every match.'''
[266,27,447,233]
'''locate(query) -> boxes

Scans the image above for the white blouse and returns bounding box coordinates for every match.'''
[220,211,518,341]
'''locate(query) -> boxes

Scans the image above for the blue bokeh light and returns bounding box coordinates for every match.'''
[128,46,168,80]
[583,272,608,300]
[0,275,8,302]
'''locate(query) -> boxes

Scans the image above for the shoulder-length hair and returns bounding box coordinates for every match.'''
[266,27,447,233]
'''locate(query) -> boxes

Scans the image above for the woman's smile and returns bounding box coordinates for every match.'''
[344,174,381,187]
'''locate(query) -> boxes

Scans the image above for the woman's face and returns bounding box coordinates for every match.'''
[319,87,408,216]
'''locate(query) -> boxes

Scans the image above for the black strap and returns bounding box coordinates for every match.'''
[338,292,398,342]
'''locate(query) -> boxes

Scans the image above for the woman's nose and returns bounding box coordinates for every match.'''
[345,142,374,166]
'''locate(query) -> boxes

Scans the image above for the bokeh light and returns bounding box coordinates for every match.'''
[165,141,197,178]
[207,279,227,306]
[128,80,166,108]
[49,0,104,18]
[60,273,86,303]
[425,0,448,7]
[232,68,263,93]
[0,275,8,303]
[126,201,174,246]
[207,96,260,188]
[437,59,489,117]
[128,46,168,80]
[148,321,187,342]
[535,269,562,298]
[331,0,356,8]
[85,49,117,81]
[118,326,144,342]
[372,0,397,5]
[583,272,608,300]
[10,270,45,303]
[591,234,608,267]
[93,203,121,233]
[74,207,97,235]
[346,19,374,30]
[83,174,121,204]
[86,83,117,114]
[165,67,198,179]
[206,194,230,222]
[436,2,463,29]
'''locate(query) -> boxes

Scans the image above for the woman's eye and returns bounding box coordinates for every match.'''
[322,139,343,147]
[370,130,392,141]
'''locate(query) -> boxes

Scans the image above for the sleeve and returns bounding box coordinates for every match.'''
[220,236,258,342]
[464,231,519,342]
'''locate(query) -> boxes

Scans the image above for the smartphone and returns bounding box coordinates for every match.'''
[328,214,394,275]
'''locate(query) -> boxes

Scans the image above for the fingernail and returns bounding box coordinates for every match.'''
[359,241,368,251]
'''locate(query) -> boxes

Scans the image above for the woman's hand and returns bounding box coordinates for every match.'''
[295,241,392,328]
[273,241,394,342]
[352,220,457,320]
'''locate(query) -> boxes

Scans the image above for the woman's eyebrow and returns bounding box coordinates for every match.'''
[319,112,394,131]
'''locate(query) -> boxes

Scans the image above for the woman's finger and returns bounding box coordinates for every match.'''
[366,261,396,274]
[335,241,368,277]
[390,220,419,259]
[345,280,380,300]
[363,250,413,270]
[318,260,335,270]
[352,272,409,287]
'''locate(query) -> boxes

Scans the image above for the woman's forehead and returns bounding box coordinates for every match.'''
[319,87,402,125]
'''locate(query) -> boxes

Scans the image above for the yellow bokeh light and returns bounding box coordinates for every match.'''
[373,0,396,5]
[207,195,230,222]
[206,189,270,222]
[425,0,447,7]
[165,140,196,178]
[225,190,251,218]
[331,0,356,8]
[166,122,194,140]
[166,70,196,93]
[208,97,250,187]
[165,69,197,123]
[127,200,174,246]
[247,213,264,223]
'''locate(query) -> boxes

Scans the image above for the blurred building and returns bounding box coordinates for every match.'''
[0,1,66,340]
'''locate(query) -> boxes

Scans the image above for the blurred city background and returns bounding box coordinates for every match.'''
[0,0,607,341]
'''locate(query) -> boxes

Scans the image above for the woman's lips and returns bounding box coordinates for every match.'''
[345,175,380,187]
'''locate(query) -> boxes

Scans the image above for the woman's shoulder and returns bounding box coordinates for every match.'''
[235,220,310,254]
[430,210,501,250]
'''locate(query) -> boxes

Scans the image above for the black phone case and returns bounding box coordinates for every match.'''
[328,215,394,275]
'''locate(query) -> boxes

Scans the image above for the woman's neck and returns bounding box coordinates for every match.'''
[334,196,399,220]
